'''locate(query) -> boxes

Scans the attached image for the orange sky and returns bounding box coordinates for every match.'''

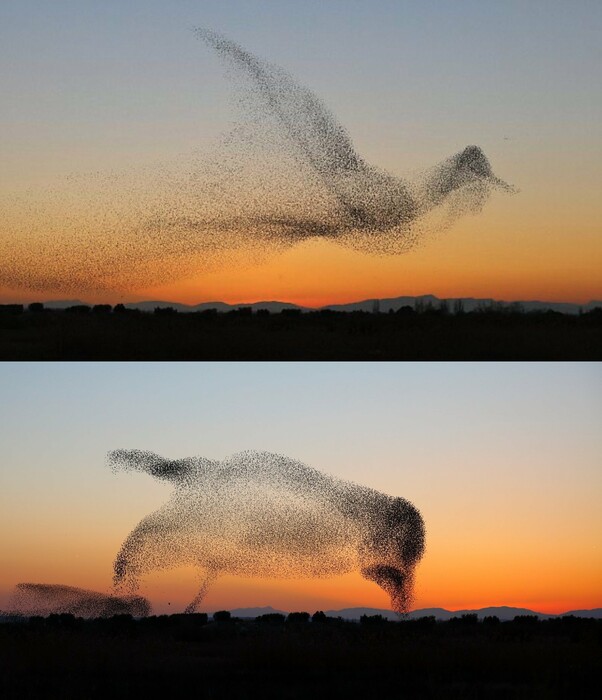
[2,519,600,615]
[132,167,602,307]
[137,217,602,308]
[4,185,599,307]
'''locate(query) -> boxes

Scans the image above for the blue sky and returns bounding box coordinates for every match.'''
[1,361,600,519]
[2,0,600,185]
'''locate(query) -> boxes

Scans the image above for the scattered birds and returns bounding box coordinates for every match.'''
[0,29,514,294]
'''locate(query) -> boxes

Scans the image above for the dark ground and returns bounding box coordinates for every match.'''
[1,613,600,698]
[1,305,601,359]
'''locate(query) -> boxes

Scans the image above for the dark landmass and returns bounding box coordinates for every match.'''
[224,605,602,621]
[1,300,601,360]
[37,293,602,315]
[3,605,599,624]
[1,611,599,698]
[322,606,602,622]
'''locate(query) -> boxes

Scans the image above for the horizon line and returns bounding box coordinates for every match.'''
[4,292,602,310]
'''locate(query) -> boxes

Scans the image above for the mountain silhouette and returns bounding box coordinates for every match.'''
[174,605,602,621]
[324,606,602,621]
[199,606,602,621]
[217,606,289,619]
[32,294,602,315]
[1,604,599,622]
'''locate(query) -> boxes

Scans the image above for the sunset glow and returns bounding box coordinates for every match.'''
[1,363,600,615]
[1,2,600,306]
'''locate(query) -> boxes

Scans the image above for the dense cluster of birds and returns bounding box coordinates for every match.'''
[9,583,150,618]
[0,29,513,295]
[8,449,425,617]
[108,449,425,614]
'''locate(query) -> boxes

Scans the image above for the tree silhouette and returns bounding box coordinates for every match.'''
[286,612,310,624]
[213,610,231,623]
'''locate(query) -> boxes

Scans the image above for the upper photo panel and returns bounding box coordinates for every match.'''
[1,1,600,359]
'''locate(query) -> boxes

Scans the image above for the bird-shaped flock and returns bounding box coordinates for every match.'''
[0,29,514,294]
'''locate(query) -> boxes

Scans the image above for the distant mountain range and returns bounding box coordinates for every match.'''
[37,294,602,314]
[223,605,602,621]
[2,604,599,622]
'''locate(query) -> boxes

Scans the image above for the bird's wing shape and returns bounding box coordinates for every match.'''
[196,28,365,177]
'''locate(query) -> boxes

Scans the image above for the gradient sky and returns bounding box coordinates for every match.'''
[1,0,601,305]
[1,363,600,614]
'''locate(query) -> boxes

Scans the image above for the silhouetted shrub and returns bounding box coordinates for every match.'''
[47,613,77,628]
[213,610,231,623]
[28,303,44,313]
[0,304,24,314]
[312,611,327,623]
[396,305,415,317]
[449,613,479,627]
[360,614,387,626]
[187,613,208,625]
[256,613,286,625]
[453,299,465,314]
[514,615,539,625]
[92,304,112,314]
[65,305,91,314]
[286,612,310,624]
[483,615,500,626]
[112,304,140,316]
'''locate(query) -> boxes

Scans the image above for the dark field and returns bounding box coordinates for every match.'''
[1,613,600,698]
[1,305,601,360]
